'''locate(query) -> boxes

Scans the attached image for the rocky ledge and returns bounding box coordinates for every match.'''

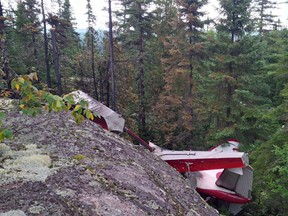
[0,99,218,216]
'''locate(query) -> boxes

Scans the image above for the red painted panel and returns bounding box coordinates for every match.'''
[216,171,222,179]
[196,188,251,204]
[92,116,108,130]
[166,158,245,172]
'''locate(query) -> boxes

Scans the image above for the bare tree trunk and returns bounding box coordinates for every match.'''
[50,28,62,95]
[91,31,98,100]
[79,60,85,91]
[106,80,110,107]
[41,0,52,89]
[99,63,104,103]
[136,2,146,139]
[108,0,116,110]
[32,32,40,72]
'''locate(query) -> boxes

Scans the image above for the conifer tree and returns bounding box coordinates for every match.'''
[0,0,17,89]
[117,0,155,140]
[247,30,288,216]
[57,0,81,92]
[217,0,253,119]
[254,0,277,34]
[205,0,270,142]
[85,0,98,100]
[153,0,208,149]
[50,26,62,95]
[46,12,73,95]
[108,0,116,110]
[11,0,42,75]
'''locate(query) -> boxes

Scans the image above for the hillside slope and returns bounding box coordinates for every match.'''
[0,99,218,216]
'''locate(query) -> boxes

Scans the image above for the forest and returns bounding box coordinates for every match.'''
[0,0,287,215]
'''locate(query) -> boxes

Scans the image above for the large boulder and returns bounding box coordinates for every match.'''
[0,100,218,216]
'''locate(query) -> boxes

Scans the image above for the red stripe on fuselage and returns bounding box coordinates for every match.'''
[166,158,245,172]
[196,188,251,204]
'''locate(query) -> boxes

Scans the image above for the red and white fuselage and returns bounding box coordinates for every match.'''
[151,140,253,215]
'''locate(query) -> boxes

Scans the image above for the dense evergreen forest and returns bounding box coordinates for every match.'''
[0,0,287,215]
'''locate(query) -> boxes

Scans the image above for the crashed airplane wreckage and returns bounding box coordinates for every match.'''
[68,90,253,215]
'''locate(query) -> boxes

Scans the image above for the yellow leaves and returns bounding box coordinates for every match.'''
[19,104,25,109]
[83,109,94,121]
[66,102,72,110]
[89,113,94,121]
[15,84,20,90]
[12,73,38,92]
[74,104,81,112]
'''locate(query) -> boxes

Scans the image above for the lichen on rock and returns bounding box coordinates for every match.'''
[0,100,219,216]
[0,143,53,185]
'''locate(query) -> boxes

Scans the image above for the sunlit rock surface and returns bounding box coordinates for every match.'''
[0,99,218,216]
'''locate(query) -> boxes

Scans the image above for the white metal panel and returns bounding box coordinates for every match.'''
[69,90,125,132]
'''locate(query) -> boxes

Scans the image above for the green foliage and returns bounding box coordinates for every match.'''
[0,112,12,142]
[243,29,288,215]
[248,130,288,215]
[254,0,277,33]
[271,143,288,198]
[8,0,43,75]
[11,74,94,124]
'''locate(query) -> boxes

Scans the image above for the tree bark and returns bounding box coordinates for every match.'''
[51,28,62,95]
[90,30,98,100]
[108,0,116,110]
[226,0,236,120]
[136,2,146,139]
[41,0,52,89]
[99,63,104,103]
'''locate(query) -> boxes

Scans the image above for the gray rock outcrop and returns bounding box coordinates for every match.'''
[0,100,219,216]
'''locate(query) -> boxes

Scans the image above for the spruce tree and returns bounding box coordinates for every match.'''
[254,0,277,34]
[57,0,81,92]
[216,0,252,122]
[117,0,155,140]
[153,0,208,149]
[205,0,273,143]
[85,0,98,100]
[248,30,288,216]
[11,0,42,75]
